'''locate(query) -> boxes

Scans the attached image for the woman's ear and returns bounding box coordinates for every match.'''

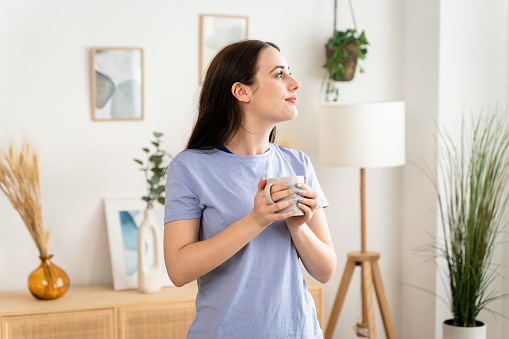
[231,82,250,103]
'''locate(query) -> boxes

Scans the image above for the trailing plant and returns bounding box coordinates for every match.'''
[429,109,509,327]
[323,28,369,82]
[323,28,368,102]
[134,132,172,210]
[0,139,49,257]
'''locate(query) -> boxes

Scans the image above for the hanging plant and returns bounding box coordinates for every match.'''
[324,28,369,82]
[322,0,369,102]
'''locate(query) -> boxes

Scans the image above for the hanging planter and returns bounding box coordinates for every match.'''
[322,0,369,102]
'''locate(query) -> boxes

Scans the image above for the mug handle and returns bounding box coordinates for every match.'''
[264,182,276,204]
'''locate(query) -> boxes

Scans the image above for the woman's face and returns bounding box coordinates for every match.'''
[246,46,300,124]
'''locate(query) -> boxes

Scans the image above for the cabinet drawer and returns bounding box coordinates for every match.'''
[118,302,195,339]
[1,308,115,339]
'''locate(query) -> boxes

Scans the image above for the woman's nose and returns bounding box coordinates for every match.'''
[289,76,300,91]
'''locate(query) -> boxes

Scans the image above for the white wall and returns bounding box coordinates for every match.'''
[0,1,405,338]
[401,0,441,338]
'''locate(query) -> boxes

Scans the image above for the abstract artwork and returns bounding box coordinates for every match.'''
[104,198,173,290]
[91,48,143,121]
[199,14,248,83]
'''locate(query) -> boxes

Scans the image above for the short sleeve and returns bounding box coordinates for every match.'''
[303,154,329,209]
[164,157,203,223]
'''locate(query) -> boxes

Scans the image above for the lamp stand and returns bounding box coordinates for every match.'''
[324,168,396,339]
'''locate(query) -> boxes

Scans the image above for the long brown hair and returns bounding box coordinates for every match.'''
[187,40,279,150]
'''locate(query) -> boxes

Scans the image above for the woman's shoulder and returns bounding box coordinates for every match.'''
[271,143,310,164]
[172,148,220,162]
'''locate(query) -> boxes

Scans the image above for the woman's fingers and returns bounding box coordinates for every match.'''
[269,181,295,194]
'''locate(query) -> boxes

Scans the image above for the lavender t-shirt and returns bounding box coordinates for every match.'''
[164,144,328,339]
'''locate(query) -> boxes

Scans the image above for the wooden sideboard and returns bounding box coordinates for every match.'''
[0,280,323,339]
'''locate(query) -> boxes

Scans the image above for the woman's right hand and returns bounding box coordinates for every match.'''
[250,177,297,228]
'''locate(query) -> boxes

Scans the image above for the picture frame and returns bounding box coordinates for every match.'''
[199,14,248,83]
[104,198,173,290]
[91,47,144,121]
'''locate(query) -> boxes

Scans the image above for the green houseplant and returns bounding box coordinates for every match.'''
[133,131,172,209]
[323,29,368,102]
[429,110,509,337]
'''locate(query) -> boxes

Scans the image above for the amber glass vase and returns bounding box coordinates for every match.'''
[28,255,70,300]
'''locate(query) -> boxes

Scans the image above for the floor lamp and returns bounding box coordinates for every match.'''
[320,101,405,339]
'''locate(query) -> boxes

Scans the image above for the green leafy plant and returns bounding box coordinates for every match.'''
[322,28,368,102]
[323,28,368,82]
[134,132,172,209]
[427,110,509,327]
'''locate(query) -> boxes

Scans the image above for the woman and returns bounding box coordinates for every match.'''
[164,40,336,338]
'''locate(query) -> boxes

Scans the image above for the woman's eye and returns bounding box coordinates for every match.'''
[276,72,284,78]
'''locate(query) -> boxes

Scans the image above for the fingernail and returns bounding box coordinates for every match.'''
[298,197,304,201]
[287,182,292,187]
[297,183,302,188]
[292,210,297,214]
[293,197,299,202]
[298,203,303,206]
[293,188,300,193]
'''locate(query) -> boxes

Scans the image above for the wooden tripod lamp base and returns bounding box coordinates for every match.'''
[324,251,396,339]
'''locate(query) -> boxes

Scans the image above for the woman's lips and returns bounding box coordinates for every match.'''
[285,96,298,104]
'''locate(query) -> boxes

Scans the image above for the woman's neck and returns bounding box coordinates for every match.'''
[224,127,272,155]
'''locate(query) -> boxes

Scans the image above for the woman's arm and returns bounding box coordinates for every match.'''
[287,208,336,283]
[164,177,297,287]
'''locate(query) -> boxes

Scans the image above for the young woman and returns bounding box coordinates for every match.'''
[164,40,336,338]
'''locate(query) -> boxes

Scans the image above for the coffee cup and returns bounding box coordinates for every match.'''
[264,176,305,216]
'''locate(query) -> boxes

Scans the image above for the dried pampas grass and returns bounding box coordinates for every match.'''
[0,139,49,257]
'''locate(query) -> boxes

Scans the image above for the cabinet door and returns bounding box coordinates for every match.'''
[118,301,195,339]
[1,308,115,339]
[308,285,324,329]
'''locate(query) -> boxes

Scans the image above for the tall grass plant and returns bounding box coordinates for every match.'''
[434,109,509,326]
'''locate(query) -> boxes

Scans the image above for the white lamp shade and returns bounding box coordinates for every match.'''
[320,101,406,168]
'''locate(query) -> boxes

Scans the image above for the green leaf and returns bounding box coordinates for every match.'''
[142,148,150,153]
[157,197,165,205]
[153,132,163,138]
[151,142,160,147]
[133,159,143,165]
[152,168,165,177]
[150,175,160,185]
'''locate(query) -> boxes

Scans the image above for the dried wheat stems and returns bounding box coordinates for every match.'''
[0,140,49,256]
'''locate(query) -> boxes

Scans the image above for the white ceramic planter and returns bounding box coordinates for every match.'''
[443,319,486,339]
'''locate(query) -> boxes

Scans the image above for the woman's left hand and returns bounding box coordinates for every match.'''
[286,178,319,228]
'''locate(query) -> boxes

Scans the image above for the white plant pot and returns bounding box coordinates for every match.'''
[443,319,486,339]
[137,209,163,293]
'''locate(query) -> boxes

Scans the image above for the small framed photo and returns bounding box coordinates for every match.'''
[104,198,173,290]
[91,48,144,121]
[199,14,248,83]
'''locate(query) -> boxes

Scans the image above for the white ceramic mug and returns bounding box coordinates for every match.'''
[264,176,305,216]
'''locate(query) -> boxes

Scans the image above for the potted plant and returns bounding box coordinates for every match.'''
[133,131,172,293]
[323,28,369,102]
[429,110,509,338]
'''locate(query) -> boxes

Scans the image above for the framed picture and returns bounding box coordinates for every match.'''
[91,48,144,121]
[199,14,248,83]
[104,198,173,290]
